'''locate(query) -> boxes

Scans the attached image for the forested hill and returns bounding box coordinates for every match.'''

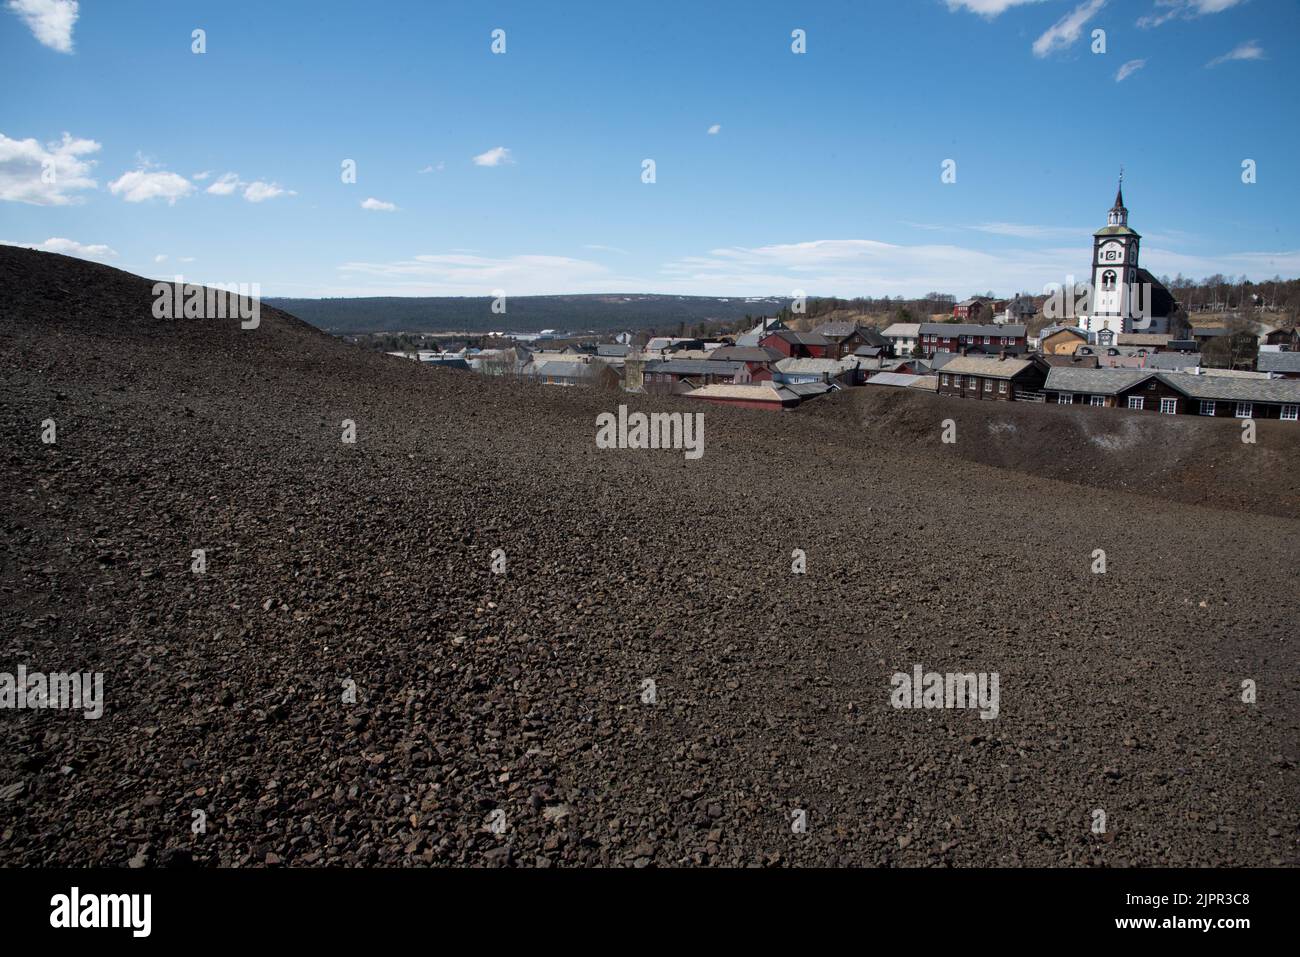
[264,293,791,335]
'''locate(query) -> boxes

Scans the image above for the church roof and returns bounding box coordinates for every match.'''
[1094,224,1140,237]
[1112,184,1125,210]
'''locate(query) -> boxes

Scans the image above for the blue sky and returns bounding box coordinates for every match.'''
[2,0,1297,298]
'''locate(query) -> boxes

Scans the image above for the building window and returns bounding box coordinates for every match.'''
[1160,398,1177,415]
[1090,395,1106,407]
[999,381,1008,394]
[1128,396,1144,410]
[1235,402,1253,419]
[1101,270,1117,291]
[1058,393,1072,405]
[1282,404,1298,421]
[984,336,992,345]
[941,374,949,386]
[967,377,978,389]
[984,379,993,391]
[1200,400,1216,416]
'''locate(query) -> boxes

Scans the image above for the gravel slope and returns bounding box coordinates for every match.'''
[1,247,1296,867]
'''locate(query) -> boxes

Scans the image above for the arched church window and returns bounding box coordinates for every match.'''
[1101,270,1117,291]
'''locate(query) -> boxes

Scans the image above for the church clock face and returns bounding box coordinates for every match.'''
[1099,242,1125,264]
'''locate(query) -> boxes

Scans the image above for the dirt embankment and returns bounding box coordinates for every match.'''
[813,387,1300,520]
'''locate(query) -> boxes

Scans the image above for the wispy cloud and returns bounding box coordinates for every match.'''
[0,130,99,205]
[108,167,195,205]
[242,180,294,202]
[336,252,617,295]
[360,197,397,212]
[418,162,445,174]
[1033,0,1107,58]
[1138,0,1245,29]
[472,147,514,167]
[707,124,721,135]
[206,172,295,201]
[5,0,78,54]
[945,0,1047,16]
[1115,58,1147,82]
[584,244,630,255]
[1207,40,1264,67]
[1,236,115,260]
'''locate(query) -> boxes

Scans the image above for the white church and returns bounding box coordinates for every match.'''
[1078,180,1178,344]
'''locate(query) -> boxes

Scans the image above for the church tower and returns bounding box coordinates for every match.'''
[1081,175,1142,343]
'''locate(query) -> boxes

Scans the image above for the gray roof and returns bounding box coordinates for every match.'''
[784,381,839,398]
[920,323,1026,338]
[708,345,782,363]
[1145,353,1200,371]
[940,356,1037,379]
[1257,352,1300,374]
[762,329,831,345]
[1045,367,1300,404]
[1162,372,1300,404]
[813,320,862,338]
[528,360,591,378]
[1044,367,1156,395]
[596,344,630,357]
[644,358,747,376]
[929,351,961,370]
[866,371,928,388]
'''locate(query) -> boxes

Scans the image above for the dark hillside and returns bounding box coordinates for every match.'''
[1,247,1295,868]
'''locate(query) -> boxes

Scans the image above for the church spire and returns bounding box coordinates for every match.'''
[1108,169,1128,227]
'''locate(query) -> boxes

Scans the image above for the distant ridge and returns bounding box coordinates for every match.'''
[263,293,791,335]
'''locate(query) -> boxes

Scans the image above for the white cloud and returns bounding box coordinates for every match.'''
[1033,0,1107,58]
[1115,58,1147,82]
[360,197,397,212]
[108,168,195,205]
[192,170,211,181]
[336,252,617,295]
[2,236,116,260]
[945,0,1046,15]
[6,0,78,54]
[242,180,294,202]
[204,172,293,201]
[584,244,630,255]
[206,172,241,196]
[968,222,1089,239]
[472,146,514,167]
[707,124,721,135]
[1139,0,1245,28]
[179,256,195,262]
[1207,40,1264,67]
[318,237,1300,298]
[154,253,167,263]
[0,131,99,205]
[418,162,445,173]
